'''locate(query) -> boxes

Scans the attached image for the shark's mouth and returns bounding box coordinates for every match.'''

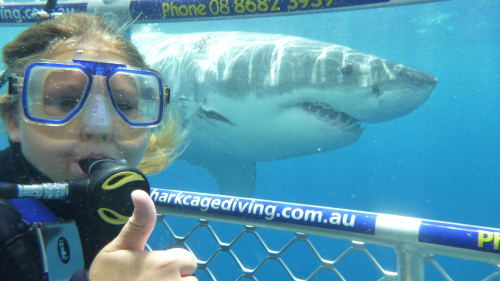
[299,102,363,132]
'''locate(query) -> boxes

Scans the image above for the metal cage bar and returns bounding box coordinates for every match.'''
[150,189,500,280]
[0,0,448,26]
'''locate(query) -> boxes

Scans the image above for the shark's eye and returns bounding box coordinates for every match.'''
[341,65,353,76]
[372,85,383,97]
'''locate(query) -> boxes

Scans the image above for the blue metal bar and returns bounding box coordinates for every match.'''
[152,188,500,266]
[0,0,447,26]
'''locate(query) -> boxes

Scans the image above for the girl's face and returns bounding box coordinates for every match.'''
[7,50,150,182]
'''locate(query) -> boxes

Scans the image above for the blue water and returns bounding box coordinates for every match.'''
[148,0,500,227]
[1,0,499,280]
[145,0,500,279]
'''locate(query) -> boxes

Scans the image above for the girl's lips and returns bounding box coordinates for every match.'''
[69,161,88,179]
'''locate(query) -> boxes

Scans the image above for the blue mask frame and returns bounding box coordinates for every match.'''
[16,59,167,127]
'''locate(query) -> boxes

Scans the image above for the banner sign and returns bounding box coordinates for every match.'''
[152,189,378,235]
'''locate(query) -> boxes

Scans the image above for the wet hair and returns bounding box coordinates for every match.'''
[0,13,186,174]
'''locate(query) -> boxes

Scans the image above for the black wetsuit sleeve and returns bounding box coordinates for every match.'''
[0,199,44,281]
[0,143,112,280]
[0,200,90,281]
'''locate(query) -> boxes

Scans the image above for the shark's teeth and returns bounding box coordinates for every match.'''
[299,102,362,132]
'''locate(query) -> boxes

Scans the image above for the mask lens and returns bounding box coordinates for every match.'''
[108,71,161,125]
[25,65,89,123]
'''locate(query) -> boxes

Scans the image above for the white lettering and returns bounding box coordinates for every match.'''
[238,201,249,213]
[167,193,176,203]
[211,199,221,209]
[282,207,292,218]
[174,192,184,205]
[158,193,168,203]
[150,189,159,201]
[329,213,341,225]
[248,200,255,214]
[264,205,277,220]
[4,9,12,20]
[221,198,234,211]
[231,199,239,211]
[252,203,264,215]
[182,195,192,205]
[342,214,356,227]
[200,197,212,211]
[12,9,21,22]
[304,210,322,222]
[190,196,200,207]
[291,208,304,220]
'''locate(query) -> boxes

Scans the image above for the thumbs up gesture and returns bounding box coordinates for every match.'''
[89,190,198,281]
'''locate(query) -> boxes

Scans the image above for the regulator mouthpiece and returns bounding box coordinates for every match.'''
[82,159,149,225]
[78,158,128,176]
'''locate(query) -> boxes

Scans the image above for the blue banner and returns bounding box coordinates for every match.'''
[152,189,377,235]
[419,220,500,254]
[130,0,389,21]
[0,3,87,24]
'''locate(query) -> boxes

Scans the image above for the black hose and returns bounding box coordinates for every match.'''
[0,183,20,199]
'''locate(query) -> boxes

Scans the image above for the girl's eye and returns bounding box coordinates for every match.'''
[113,91,138,118]
[42,83,86,116]
[43,95,81,116]
[57,99,80,111]
[117,102,136,112]
[115,99,138,120]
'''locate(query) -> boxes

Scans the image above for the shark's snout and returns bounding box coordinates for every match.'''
[397,66,438,88]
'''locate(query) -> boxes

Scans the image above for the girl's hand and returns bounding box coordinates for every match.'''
[89,190,197,281]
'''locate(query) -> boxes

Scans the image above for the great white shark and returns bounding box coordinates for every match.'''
[132,25,437,197]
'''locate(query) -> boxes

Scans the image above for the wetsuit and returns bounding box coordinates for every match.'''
[0,141,123,280]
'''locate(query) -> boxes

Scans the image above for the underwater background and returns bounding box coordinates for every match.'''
[0,0,498,280]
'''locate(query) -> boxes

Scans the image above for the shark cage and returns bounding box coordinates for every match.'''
[0,0,498,280]
[149,189,500,281]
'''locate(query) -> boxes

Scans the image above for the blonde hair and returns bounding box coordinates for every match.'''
[0,13,185,174]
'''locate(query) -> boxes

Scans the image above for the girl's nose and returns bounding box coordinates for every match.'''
[82,95,112,142]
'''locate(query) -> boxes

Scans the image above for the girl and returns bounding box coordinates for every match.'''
[0,13,196,280]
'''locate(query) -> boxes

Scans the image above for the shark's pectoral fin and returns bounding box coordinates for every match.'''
[205,161,256,197]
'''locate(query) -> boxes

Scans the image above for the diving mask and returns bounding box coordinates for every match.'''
[9,59,169,127]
